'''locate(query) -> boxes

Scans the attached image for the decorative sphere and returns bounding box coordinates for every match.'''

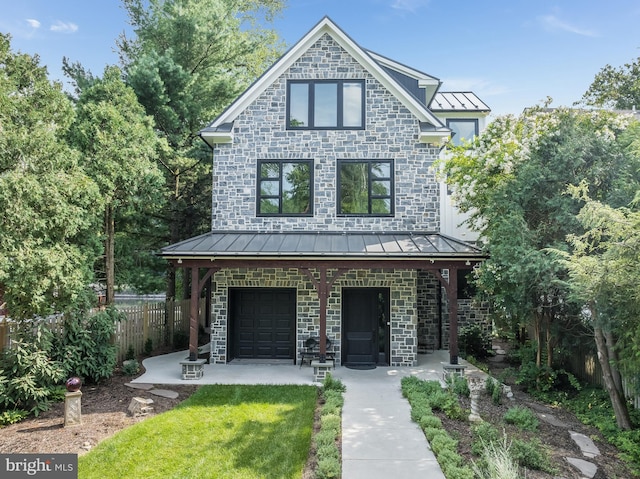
[66,377,82,392]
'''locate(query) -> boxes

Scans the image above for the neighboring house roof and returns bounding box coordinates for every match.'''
[199,16,454,147]
[161,231,484,261]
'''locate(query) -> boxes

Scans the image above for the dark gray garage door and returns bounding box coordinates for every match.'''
[231,288,295,359]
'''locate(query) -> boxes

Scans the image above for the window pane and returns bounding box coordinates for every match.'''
[314,83,338,127]
[261,162,280,179]
[343,82,363,127]
[340,162,369,213]
[260,198,279,214]
[282,163,311,214]
[448,120,478,146]
[260,179,279,196]
[370,162,390,179]
[371,198,391,214]
[372,180,391,197]
[289,83,308,127]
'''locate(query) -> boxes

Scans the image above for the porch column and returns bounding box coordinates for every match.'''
[189,267,199,360]
[446,268,459,365]
[301,267,347,363]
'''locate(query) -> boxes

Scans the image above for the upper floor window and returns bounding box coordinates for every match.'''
[338,160,394,215]
[287,80,365,129]
[447,119,479,146]
[257,160,313,216]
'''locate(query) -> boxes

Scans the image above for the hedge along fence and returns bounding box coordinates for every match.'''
[0,299,205,363]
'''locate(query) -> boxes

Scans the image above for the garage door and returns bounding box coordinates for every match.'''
[231,288,296,359]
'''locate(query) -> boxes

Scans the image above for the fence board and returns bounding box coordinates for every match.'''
[0,299,205,363]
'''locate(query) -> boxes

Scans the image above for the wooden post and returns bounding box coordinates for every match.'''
[446,268,459,365]
[189,267,199,360]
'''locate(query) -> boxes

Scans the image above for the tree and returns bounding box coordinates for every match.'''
[116,0,286,298]
[0,33,102,320]
[68,66,166,304]
[581,57,640,110]
[557,188,640,430]
[442,105,633,372]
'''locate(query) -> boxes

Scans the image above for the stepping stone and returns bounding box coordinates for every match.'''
[125,382,154,390]
[566,457,598,478]
[569,431,600,458]
[149,389,179,399]
[537,412,570,428]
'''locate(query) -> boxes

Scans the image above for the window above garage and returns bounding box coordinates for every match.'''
[287,80,365,129]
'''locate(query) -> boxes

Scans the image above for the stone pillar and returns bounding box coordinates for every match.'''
[64,391,82,427]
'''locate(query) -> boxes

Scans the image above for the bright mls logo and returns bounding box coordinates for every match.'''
[1,454,77,478]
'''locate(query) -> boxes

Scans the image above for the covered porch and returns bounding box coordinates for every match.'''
[160,231,486,372]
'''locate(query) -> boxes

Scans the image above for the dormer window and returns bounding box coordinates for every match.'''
[287,80,365,129]
[446,119,479,146]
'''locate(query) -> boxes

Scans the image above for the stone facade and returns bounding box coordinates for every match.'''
[202,33,491,367]
[211,34,441,233]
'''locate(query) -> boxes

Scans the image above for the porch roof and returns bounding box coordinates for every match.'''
[160,231,485,262]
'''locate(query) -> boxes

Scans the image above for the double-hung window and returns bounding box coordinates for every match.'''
[257,160,313,216]
[287,80,365,129]
[338,160,394,215]
[446,119,479,146]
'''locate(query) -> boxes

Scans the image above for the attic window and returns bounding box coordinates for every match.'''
[287,80,364,129]
[446,119,478,146]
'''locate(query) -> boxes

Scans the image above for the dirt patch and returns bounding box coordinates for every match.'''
[0,365,197,456]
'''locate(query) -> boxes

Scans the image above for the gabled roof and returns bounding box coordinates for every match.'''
[199,16,450,147]
[160,231,484,261]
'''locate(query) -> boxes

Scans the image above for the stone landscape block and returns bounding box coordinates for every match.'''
[569,431,600,458]
[128,397,154,416]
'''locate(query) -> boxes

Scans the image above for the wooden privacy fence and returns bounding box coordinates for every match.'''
[0,298,206,363]
[566,345,640,410]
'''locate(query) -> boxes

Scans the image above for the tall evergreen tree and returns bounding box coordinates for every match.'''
[0,34,102,319]
[116,0,286,298]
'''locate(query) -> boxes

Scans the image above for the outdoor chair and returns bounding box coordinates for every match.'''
[299,336,335,367]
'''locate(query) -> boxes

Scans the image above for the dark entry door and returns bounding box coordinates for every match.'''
[342,288,389,365]
[231,288,295,360]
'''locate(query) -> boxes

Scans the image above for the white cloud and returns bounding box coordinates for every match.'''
[538,14,598,37]
[391,0,429,13]
[25,19,41,29]
[50,21,78,34]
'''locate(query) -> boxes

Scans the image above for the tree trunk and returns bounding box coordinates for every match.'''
[593,320,632,430]
[533,311,543,368]
[604,329,624,394]
[105,205,115,305]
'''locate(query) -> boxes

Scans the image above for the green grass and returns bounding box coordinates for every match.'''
[79,385,318,479]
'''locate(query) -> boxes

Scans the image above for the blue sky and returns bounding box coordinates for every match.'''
[2,1,640,118]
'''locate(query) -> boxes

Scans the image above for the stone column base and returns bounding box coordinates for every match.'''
[64,391,82,427]
[311,360,334,382]
[180,359,207,380]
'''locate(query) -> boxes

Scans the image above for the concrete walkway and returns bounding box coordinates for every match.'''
[134,350,479,479]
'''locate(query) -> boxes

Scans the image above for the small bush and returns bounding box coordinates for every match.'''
[122,359,140,376]
[320,414,341,434]
[472,435,521,479]
[323,373,346,392]
[125,345,136,361]
[0,409,29,427]
[510,438,555,473]
[431,434,458,456]
[418,415,442,430]
[503,406,539,431]
[448,375,470,398]
[459,323,492,360]
[471,422,500,456]
[316,456,341,479]
[144,338,153,356]
[314,429,337,448]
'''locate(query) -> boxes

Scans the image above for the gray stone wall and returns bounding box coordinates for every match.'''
[211,33,441,232]
[208,267,421,367]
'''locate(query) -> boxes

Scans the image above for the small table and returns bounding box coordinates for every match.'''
[180,359,207,380]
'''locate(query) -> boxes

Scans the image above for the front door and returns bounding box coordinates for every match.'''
[342,288,390,365]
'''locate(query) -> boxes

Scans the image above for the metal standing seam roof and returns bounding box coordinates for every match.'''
[160,231,484,259]
[430,92,490,112]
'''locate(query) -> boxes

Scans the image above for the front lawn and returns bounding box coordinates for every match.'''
[79,385,318,479]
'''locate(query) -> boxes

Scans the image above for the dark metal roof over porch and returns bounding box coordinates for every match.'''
[160,231,484,261]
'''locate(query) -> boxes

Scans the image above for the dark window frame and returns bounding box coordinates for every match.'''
[257,159,314,217]
[457,268,477,300]
[337,159,394,216]
[286,79,365,130]
[446,118,479,146]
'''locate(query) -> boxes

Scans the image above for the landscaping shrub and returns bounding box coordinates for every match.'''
[503,406,538,431]
[430,434,458,456]
[510,438,555,473]
[471,422,500,456]
[458,323,492,360]
[53,307,120,383]
[122,359,140,376]
[144,338,153,356]
[0,322,65,415]
[314,374,344,479]
[472,435,521,479]
[447,374,470,398]
[0,409,29,427]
